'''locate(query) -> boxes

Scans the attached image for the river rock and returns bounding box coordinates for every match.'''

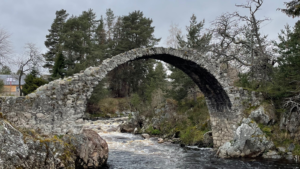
[249,104,276,125]
[120,123,136,133]
[158,138,164,143]
[133,127,138,134]
[172,138,181,144]
[277,147,286,153]
[74,129,109,168]
[217,118,274,158]
[202,131,213,147]
[262,150,282,159]
[285,152,294,160]
[142,133,150,139]
[107,126,118,132]
[280,109,300,135]
[288,143,295,152]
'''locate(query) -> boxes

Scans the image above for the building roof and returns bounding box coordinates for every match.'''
[0,74,26,86]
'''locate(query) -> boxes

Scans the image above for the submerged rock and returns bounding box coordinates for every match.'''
[217,118,274,158]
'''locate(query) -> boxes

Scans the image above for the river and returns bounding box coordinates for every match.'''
[83,117,300,169]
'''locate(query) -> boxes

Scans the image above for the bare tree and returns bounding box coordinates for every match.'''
[12,43,44,96]
[0,27,12,65]
[211,0,275,83]
[165,22,182,48]
[284,94,300,113]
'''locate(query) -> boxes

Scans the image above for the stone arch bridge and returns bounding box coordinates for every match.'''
[0,47,261,147]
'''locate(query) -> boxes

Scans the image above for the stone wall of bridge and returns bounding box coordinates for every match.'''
[0,47,263,147]
[208,88,263,147]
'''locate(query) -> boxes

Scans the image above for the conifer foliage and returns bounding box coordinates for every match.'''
[52,51,65,79]
[23,68,47,96]
[44,9,163,110]
[272,21,300,98]
[167,14,211,102]
[279,0,300,17]
[44,9,68,72]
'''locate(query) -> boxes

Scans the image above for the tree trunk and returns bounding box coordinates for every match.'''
[18,71,23,96]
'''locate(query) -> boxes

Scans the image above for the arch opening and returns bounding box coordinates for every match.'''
[132,54,232,112]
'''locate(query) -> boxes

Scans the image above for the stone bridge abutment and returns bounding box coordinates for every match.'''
[0,47,262,147]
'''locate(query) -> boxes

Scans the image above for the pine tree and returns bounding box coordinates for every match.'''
[0,65,11,74]
[274,21,300,97]
[44,9,68,72]
[167,14,211,101]
[23,68,47,95]
[167,65,195,101]
[95,16,106,47]
[105,8,116,40]
[279,0,300,17]
[141,62,167,103]
[177,14,211,52]
[107,16,123,57]
[62,9,100,75]
[108,10,160,97]
[78,9,98,56]
[52,51,66,79]
[88,16,107,66]
[62,15,82,74]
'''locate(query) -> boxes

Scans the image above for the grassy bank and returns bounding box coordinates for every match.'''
[140,96,211,145]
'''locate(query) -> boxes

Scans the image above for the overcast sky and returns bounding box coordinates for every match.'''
[0,0,298,56]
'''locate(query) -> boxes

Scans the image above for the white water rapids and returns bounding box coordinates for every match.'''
[83,117,300,169]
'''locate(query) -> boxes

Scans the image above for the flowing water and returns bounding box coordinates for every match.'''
[83,118,300,169]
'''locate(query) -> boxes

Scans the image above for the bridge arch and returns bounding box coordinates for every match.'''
[3,47,259,147]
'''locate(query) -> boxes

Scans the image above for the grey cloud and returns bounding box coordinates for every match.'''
[0,0,297,55]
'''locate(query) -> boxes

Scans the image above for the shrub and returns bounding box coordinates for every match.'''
[146,126,161,135]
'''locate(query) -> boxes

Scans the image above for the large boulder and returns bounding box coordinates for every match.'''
[0,118,73,169]
[119,123,136,133]
[280,109,300,137]
[217,118,274,158]
[74,129,109,169]
[249,104,276,125]
[0,117,108,169]
[202,131,213,147]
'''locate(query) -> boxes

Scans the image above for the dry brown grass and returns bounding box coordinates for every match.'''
[97,97,131,115]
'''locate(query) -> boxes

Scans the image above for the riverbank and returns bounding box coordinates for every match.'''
[0,113,108,169]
